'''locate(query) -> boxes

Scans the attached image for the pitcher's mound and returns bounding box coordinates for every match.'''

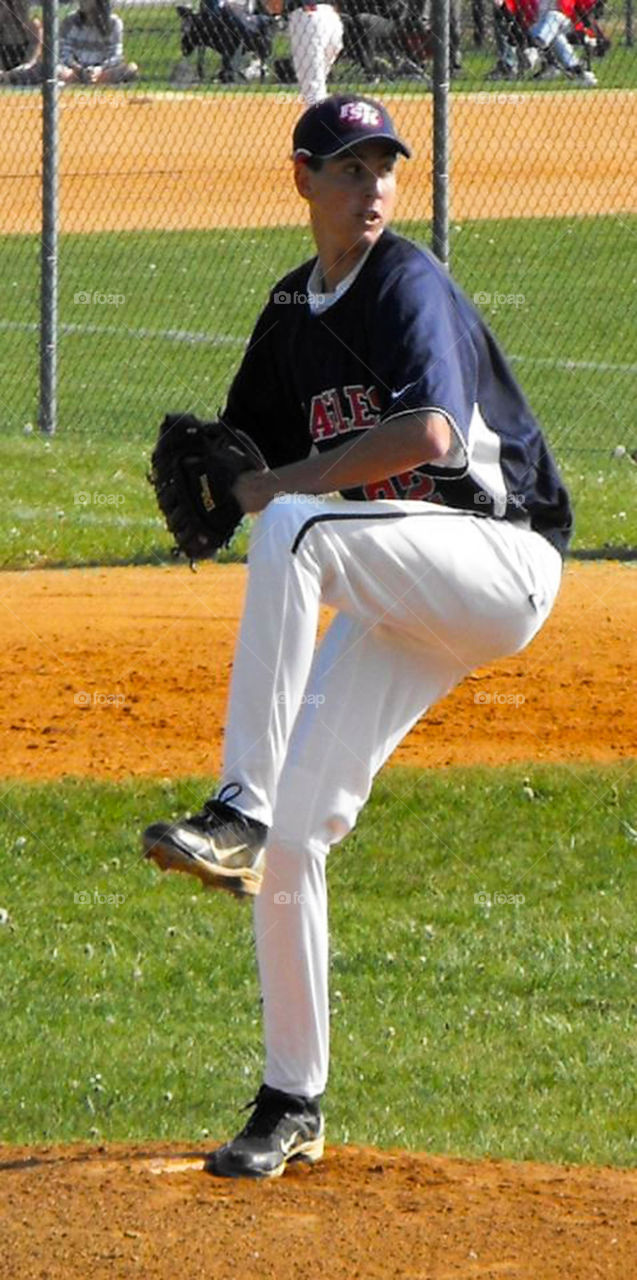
[1,1141,635,1279]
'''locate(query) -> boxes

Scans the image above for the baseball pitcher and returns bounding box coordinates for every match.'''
[145,95,572,1179]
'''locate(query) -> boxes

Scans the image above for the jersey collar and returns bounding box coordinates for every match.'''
[307,242,376,316]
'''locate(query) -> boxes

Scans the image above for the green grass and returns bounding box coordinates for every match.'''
[1,764,636,1164]
[1,214,635,565]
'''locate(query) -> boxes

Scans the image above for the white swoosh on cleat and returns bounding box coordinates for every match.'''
[209,842,248,858]
[280,1132,302,1155]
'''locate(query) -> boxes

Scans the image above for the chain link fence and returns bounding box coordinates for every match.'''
[0,0,635,560]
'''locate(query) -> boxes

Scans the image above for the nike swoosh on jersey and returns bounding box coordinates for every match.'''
[389,380,420,402]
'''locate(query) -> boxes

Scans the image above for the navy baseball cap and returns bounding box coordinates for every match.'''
[293,95,411,161]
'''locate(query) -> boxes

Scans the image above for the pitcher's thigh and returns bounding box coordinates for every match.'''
[299,507,561,668]
[271,612,465,856]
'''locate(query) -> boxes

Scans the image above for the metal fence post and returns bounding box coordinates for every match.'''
[432,0,451,268]
[39,0,59,436]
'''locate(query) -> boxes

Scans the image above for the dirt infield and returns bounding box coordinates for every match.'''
[1,559,636,1275]
[1,560,635,780]
[1,88,635,235]
[1,1140,636,1280]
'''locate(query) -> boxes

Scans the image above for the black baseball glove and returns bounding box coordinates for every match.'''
[149,413,266,563]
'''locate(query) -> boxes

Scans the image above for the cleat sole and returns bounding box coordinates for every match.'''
[206,1133,325,1180]
[143,835,263,898]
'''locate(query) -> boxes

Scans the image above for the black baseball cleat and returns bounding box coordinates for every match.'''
[142,784,267,898]
[207,1085,324,1179]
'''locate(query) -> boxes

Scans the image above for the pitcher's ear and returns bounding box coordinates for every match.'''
[294,154,314,199]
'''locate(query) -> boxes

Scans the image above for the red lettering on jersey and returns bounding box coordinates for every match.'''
[311,385,382,440]
[361,478,400,500]
[326,388,348,434]
[344,385,379,429]
[310,394,337,442]
[367,385,381,414]
[395,469,436,501]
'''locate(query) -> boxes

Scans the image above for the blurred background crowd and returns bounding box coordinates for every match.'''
[0,0,624,99]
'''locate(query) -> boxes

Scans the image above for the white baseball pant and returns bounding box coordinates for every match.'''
[288,3,343,105]
[529,9,581,71]
[220,497,563,1097]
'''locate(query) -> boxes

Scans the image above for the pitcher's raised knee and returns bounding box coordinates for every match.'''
[249,495,331,561]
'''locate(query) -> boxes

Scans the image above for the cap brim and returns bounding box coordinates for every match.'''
[294,132,411,161]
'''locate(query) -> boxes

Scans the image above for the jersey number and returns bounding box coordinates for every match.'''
[361,470,436,502]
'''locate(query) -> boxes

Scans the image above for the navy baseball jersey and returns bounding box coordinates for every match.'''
[224,229,573,556]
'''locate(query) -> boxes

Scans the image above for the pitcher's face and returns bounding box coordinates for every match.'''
[296,139,399,263]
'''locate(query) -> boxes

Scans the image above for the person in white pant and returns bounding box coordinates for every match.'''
[287,0,343,104]
[527,0,597,85]
[144,94,572,1180]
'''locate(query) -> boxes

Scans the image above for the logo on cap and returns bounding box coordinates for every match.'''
[339,102,382,128]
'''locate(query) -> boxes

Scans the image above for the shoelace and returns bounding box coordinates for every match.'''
[216,782,243,806]
[199,782,244,827]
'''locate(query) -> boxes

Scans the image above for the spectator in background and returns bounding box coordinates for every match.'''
[486,0,600,82]
[450,0,463,70]
[59,0,138,84]
[0,0,42,82]
[527,0,598,84]
[197,0,272,83]
[403,0,462,75]
[487,0,531,77]
[0,0,138,85]
[286,0,343,105]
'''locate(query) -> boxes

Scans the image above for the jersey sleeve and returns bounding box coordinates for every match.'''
[371,256,480,475]
[222,296,312,470]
